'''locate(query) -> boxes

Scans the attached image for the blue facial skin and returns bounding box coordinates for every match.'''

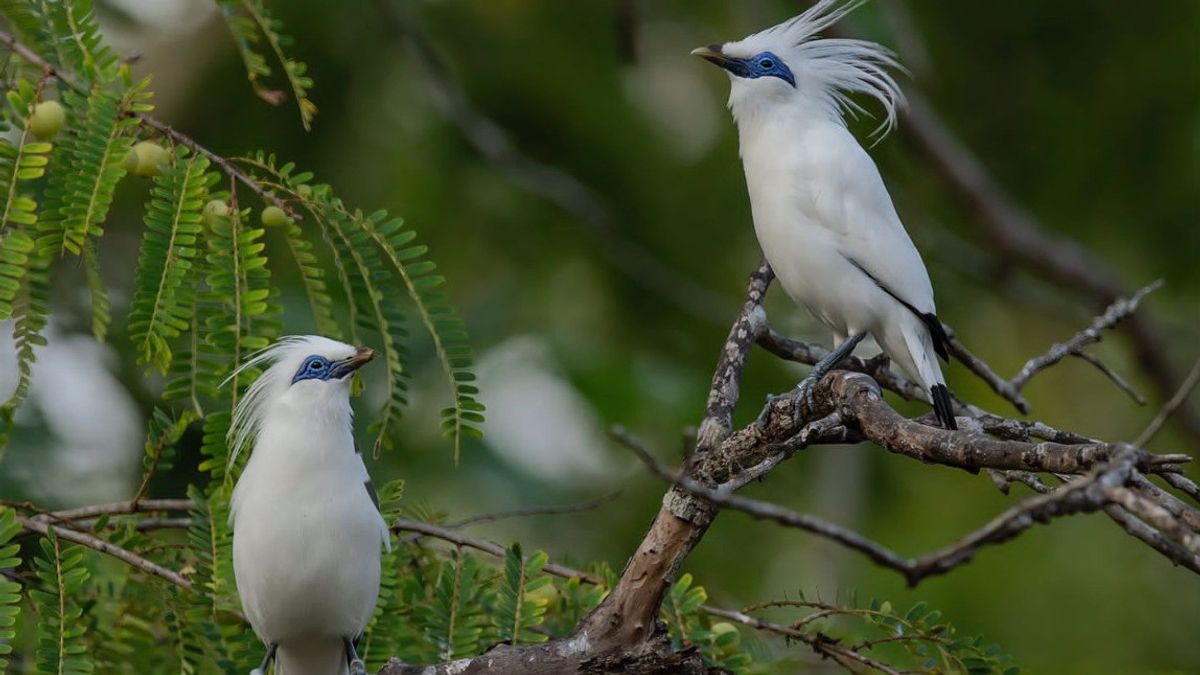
[721,50,795,88]
[292,354,357,384]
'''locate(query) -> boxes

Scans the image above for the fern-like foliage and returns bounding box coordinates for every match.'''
[0,509,22,672]
[36,0,117,80]
[37,75,149,257]
[0,230,34,322]
[197,410,234,484]
[183,485,256,672]
[662,574,753,673]
[0,248,48,448]
[358,479,407,671]
[279,214,341,339]
[215,0,316,130]
[128,150,216,371]
[81,240,110,341]
[361,209,484,461]
[239,154,483,459]
[424,550,490,660]
[0,79,52,231]
[859,598,1020,674]
[493,543,551,645]
[134,408,197,500]
[31,529,93,673]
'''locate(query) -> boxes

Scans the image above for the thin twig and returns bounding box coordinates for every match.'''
[17,514,192,589]
[701,605,901,674]
[446,490,623,529]
[30,498,195,524]
[1009,280,1161,394]
[944,335,1029,413]
[0,28,293,216]
[1160,473,1200,507]
[1071,350,1145,406]
[390,519,602,585]
[897,81,1200,441]
[1135,353,1200,447]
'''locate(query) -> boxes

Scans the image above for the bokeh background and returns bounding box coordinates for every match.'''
[3,0,1199,672]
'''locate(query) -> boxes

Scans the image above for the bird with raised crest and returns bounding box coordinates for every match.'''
[692,0,958,431]
[227,336,390,675]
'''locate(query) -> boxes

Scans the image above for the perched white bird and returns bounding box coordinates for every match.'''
[693,0,957,430]
[228,336,391,675]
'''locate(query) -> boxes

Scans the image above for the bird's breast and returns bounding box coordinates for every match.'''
[231,428,385,642]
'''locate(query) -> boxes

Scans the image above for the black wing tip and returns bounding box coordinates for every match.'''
[921,312,951,364]
[931,383,957,430]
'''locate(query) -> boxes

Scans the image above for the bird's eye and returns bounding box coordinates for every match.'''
[759,59,774,69]
[310,360,325,370]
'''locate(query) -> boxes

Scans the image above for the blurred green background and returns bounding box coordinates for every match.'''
[3,0,1199,672]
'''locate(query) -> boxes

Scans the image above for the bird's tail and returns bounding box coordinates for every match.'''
[277,638,348,675]
[898,320,957,430]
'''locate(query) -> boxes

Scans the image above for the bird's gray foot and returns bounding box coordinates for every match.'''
[251,643,277,675]
[793,373,820,424]
[345,636,366,675]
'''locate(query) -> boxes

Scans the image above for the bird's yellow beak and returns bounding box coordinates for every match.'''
[690,44,730,67]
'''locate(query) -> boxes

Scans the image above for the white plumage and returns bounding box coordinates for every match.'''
[228,336,391,675]
[694,0,957,429]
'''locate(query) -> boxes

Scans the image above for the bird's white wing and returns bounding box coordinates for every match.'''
[353,448,392,552]
[800,125,936,315]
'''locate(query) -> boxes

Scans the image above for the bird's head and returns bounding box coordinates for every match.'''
[692,0,903,137]
[226,336,376,465]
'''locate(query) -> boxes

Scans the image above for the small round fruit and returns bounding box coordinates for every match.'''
[203,199,230,225]
[28,100,66,138]
[710,622,738,636]
[125,140,169,177]
[261,205,290,227]
[296,184,312,198]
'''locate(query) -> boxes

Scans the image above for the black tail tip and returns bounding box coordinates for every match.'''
[931,384,957,430]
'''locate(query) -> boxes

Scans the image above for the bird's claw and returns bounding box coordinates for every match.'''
[795,378,817,419]
[349,658,366,675]
[754,392,790,430]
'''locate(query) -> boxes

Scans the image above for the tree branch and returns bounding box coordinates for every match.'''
[1009,281,1160,398]
[0,28,294,217]
[16,514,192,590]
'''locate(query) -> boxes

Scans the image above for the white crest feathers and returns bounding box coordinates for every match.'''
[726,0,906,137]
[224,335,356,470]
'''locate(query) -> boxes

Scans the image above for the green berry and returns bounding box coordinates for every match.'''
[28,100,66,138]
[124,141,170,177]
[261,205,290,227]
[203,199,230,225]
[296,184,312,198]
[710,622,738,636]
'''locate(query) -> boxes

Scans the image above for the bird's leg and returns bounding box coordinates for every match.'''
[345,636,366,675]
[794,333,866,417]
[250,643,276,675]
[757,333,866,429]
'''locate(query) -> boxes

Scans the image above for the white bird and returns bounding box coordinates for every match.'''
[693,0,957,430]
[228,336,391,675]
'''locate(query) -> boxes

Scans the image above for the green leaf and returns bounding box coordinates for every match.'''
[128,150,215,372]
[216,0,317,130]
